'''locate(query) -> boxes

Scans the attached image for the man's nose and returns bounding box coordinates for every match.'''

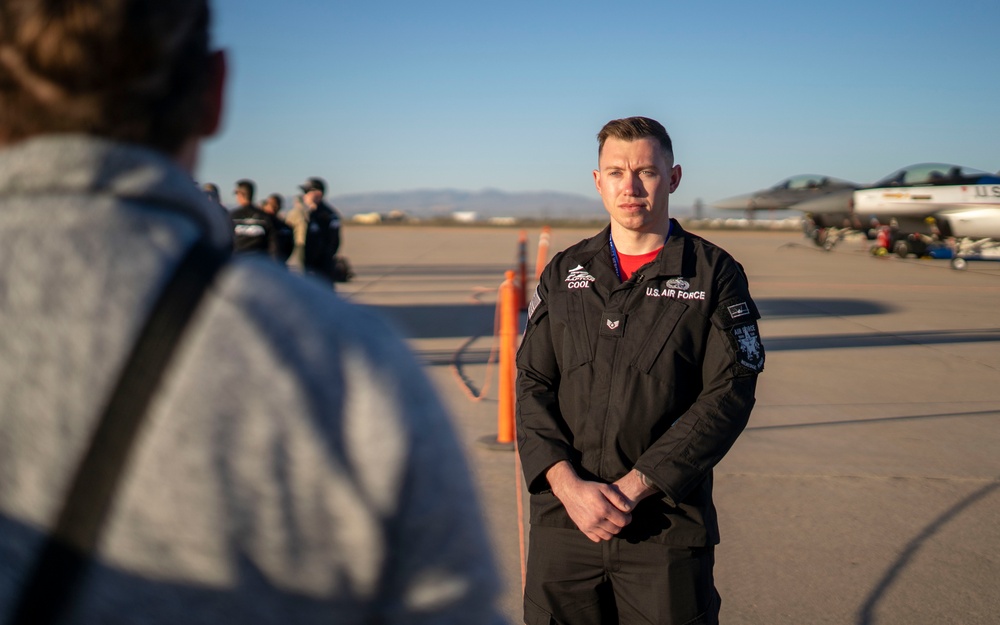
[623,172,641,195]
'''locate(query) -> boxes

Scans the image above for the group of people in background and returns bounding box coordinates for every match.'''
[201,176,343,286]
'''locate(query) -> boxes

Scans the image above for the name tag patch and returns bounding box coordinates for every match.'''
[646,278,706,300]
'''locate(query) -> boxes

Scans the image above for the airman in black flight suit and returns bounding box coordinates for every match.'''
[517,117,764,625]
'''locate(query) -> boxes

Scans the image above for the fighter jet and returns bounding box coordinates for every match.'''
[851,163,1000,255]
[713,174,859,213]
[791,163,1000,254]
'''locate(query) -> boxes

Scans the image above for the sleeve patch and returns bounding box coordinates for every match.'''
[527,288,543,320]
[732,323,764,373]
[713,295,761,329]
[727,302,751,320]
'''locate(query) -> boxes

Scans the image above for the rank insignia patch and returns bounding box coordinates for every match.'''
[600,312,627,337]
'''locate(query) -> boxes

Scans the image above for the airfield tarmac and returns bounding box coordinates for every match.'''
[336,224,1000,625]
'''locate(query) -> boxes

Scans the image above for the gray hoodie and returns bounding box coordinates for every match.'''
[0,135,503,624]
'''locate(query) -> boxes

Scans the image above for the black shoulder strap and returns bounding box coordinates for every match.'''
[9,238,230,625]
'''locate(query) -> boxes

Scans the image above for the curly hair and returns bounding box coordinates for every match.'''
[0,0,214,153]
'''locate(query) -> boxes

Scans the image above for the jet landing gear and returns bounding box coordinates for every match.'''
[812,227,848,251]
[949,238,1000,270]
[892,235,929,259]
[871,229,931,259]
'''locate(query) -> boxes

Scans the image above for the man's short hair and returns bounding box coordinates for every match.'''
[0,0,213,154]
[202,182,220,203]
[299,177,326,195]
[235,179,255,203]
[597,117,674,161]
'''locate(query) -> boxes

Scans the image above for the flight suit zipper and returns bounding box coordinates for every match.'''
[596,272,646,480]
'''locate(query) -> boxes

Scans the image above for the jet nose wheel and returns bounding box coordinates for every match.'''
[951,257,968,271]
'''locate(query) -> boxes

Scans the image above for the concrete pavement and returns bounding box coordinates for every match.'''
[337,224,1000,625]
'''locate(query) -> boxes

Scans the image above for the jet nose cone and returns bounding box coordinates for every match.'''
[712,193,755,210]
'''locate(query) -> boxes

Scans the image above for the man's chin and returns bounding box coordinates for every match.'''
[612,215,650,231]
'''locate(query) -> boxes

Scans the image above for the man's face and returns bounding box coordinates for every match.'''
[234,188,251,207]
[303,188,323,207]
[593,136,681,236]
[262,197,279,214]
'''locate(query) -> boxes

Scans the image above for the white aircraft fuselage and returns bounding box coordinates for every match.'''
[854,182,1000,238]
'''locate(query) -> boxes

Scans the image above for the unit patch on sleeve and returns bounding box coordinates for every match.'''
[731,323,764,373]
[727,302,750,319]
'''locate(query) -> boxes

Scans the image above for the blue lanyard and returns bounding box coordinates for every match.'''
[609,235,623,282]
[610,222,672,282]
[608,235,622,282]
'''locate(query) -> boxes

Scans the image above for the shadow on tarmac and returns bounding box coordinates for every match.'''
[765,328,1000,351]
[370,297,891,342]
[757,298,892,318]
[746,408,1000,432]
[361,303,496,340]
[417,348,493,367]
[352,263,516,277]
[367,295,1000,357]
[855,480,1000,625]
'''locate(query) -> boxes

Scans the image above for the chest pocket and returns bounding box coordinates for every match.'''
[632,300,688,374]
[557,289,594,370]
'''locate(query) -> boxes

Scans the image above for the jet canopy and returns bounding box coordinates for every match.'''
[772,175,856,191]
[870,163,1000,188]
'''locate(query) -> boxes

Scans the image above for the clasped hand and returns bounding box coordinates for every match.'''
[546,462,655,543]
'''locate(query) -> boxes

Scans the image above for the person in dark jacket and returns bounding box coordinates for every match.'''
[229,178,273,255]
[0,0,503,622]
[260,193,294,264]
[285,177,342,286]
[230,181,292,264]
[516,116,764,625]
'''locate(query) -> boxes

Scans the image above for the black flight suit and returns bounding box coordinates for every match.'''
[516,220,764,624]
[303,200,342,282]
[231,206,294,264]
[231,205,274,255]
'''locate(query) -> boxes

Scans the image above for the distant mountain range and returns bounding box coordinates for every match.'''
[330,188,606,219]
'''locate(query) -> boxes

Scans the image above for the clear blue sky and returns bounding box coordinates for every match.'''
[199,0,1000,212]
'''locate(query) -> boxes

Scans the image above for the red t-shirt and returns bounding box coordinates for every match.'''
[616,247,662,280]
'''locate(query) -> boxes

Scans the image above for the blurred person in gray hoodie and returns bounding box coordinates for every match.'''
[0,1,502,624]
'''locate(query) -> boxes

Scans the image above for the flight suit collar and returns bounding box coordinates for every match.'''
[572,219,691,282]
[650,219,690,278]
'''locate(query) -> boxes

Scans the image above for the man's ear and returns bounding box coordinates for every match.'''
[669,164,682,193]
[199,49,226,137]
